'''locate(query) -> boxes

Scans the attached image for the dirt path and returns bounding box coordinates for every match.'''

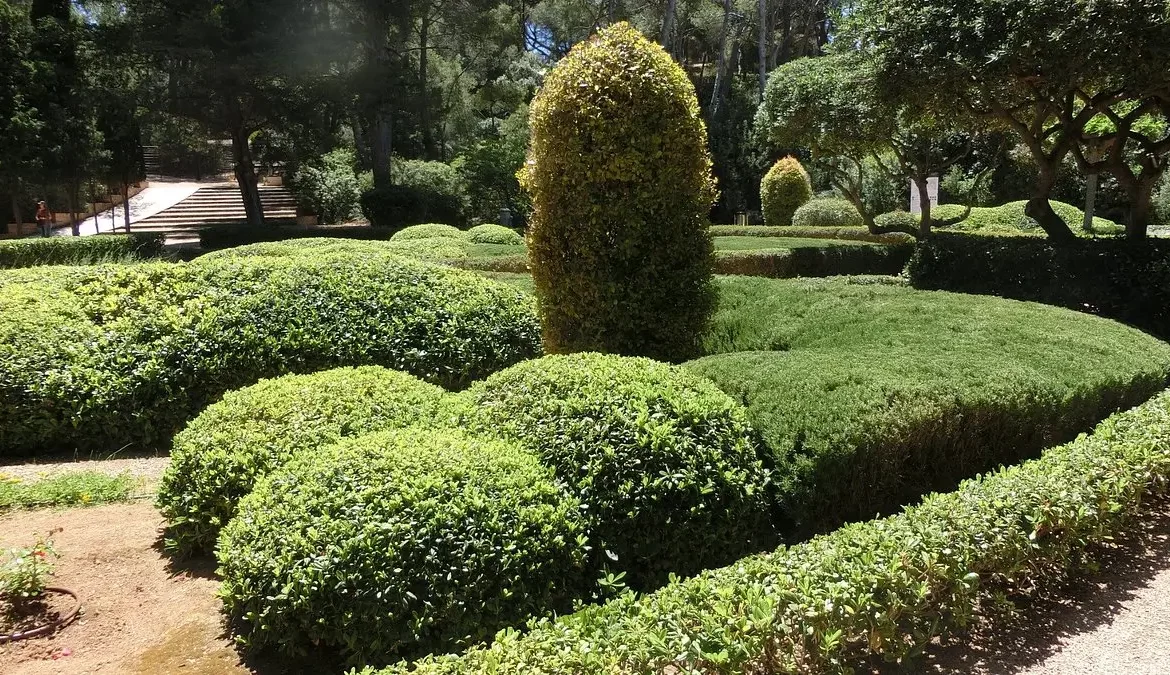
[0,502,248,675]
[908,504,1170,674]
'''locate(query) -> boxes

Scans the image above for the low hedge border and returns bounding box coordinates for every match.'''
[908,233,1170,341]
[198,225,392,250]
[0,233,165,268]
[709,224,914,244]
[366,388,1170,675]
[714,244,913,278]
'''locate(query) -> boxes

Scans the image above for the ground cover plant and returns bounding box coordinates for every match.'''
[0,249,539,457]
[691,276,1170,536]
[156,366,450,556]
[218,427,591,665]
[0,233,165,268]
[365,389,1170,674]
[450,353,775,590]
[0,471,139,511]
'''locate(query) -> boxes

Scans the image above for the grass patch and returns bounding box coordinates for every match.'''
[0,471,140,511]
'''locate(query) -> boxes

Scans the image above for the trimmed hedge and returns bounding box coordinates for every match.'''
[692,275,1170,536]
[218,427,590,664]
[389,223,468,241]
[714,244,912,278]
[156,367,448,556]
[760,157,812,227]
[367,389,1170,675]
[520,23,717,362]
[709,224,913,244]
[0,233,165,268]
[932,200,1122,235]
[0,251,540,456]
[908,233,1170,341]
[451,353,775,590]
[792,197,864,228]
[359,184,463,231]
[467,223,524,245]
[198,225,392,250]
[199,237,470,262]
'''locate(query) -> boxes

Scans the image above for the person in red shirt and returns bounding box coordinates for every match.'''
[35,201,53,237]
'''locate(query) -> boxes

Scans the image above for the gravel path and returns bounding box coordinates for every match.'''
[0,455,171,484]
[903,503,1170,674]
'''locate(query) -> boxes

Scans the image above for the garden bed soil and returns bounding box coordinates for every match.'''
[0,502,250,674]
[1,588,78,640]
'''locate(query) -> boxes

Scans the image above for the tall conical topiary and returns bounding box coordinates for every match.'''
[519,22,718,362]
[761,156,813,226]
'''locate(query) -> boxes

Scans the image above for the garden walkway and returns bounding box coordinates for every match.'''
[59,179,204,237]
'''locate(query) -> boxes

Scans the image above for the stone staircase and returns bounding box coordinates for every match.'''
[133,184,299,238]
[142,145,161,175]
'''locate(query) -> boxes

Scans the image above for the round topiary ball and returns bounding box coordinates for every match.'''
[389,223,468,241]
[761,157,813,226]
[156,367,449,556]
[452,352,775,590]
[218,427,590,664]
[519,22,718,362]
[792,197,865,228]
[467,223,524,246]
[874,210,920,232]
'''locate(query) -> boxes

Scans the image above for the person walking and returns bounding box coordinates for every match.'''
[35,201,54,237]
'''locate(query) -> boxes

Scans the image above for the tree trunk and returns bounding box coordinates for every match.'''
[1126,183,1154,240]
[1027,169,1076,243]
[122,180,131,232]
[757,0,768,100]
[68,181,80,236]
[11,196,22,236]
[1083,173,1098,233]
[371,110,393,190]
[914,175,933,237]
[419,15,435,160]
[709,1,732,119]
[662,0,678,53]
[230,125,264,227]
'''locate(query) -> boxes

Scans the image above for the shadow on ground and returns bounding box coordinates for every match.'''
[874,500,1170,674]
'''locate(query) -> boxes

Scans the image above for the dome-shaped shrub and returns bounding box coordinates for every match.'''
[452,352,775,589]
[218,427,590,664]
[156,367,449,556]
[761,157,813,226]
[792,197,865,228]
[875,210,919,232]
[467,223,524,246]
[389,223,468,241]
[519,23,718,362]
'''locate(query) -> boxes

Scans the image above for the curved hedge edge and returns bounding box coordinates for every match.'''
[445,255,530,274]
[364,389,1170,675]
[0,233,165,268]
[709,224,914,245]
[715,244,913,278]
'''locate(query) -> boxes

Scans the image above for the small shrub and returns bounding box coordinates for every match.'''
[792,197,865,228]
[156,367,449,556]
[389,223,468,242]
[289,148,361,224]
[520,23,718,361]
[452,353,775,590]
[466,223,524,246]
[874,209,919,232]
[760,157,813,227]
[365,389,1170,675]
[359,185,463,231]
[0,234,165,269]
[1,536,59,610]
[218,427,591,664]
[0,251,540,456]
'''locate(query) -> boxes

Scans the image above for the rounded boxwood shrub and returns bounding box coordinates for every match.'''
[467,223,524,246]
[792,197,865,228]
[389,223,468,242]
[519,23,718,362]
[761,156,813,227]
[875,209,919,232]
[218,427,591,664]
[156,366,448,556]
[0,252,540,457]
[452,352,775,590]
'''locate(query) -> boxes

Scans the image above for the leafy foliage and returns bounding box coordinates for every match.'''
[714,244,912,279]
[760,157,812,227]
[359,185,464,232]
[467,223,523,245]
[389,223,468,241]
[0,249,540,456]
[692,275,1170,534]
[366,389,1170,674]
[0,234,164,268]
[218,427,591,664]
[290,148,361,225]
[156,367,449,556]
[792,197,864,228]
[520,23,717,362]
[451,352,775,590]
